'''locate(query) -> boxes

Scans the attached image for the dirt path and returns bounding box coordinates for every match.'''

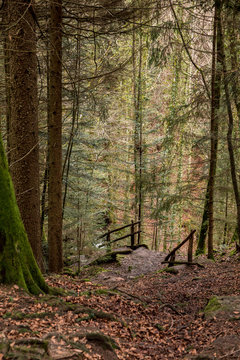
[91,247,167,285]
[86,246,188,286]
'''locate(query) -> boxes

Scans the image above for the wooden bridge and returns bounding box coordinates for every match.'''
[98,220,141,249]
[99,224,200,267]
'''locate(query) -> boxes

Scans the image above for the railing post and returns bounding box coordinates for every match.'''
[169,253,175,267]
[131,220,135,248]
[187,232,194,263]
[107,232,111,252]
[137,221,141,245]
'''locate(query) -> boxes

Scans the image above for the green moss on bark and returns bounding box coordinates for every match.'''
[0,135,48,294]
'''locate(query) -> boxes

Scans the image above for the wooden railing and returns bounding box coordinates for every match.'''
[99,220,141,250]
[162,229,197,266]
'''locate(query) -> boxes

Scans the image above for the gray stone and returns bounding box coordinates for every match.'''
[189,335,240,360]
[204,295,240,320]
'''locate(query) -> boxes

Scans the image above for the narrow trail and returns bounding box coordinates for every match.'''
[91,247,169,285]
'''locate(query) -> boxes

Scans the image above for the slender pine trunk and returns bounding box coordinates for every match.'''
[48,0,63,272]
[218,9,240,250]
[208,0,222,259]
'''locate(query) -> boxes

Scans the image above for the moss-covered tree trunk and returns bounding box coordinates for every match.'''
[196,1,221,257]
[8,0,43,269]
[207,0,222,259]
[219,6,240,251]
[0,135,49,295]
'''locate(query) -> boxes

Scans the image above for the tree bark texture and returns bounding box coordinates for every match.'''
[207,0,222,259]
[132,15,143,244]
[218,8,240,249]
[8,0,43,269]
[4,2,11,165]
[48,0,63,272]
[196,180,209,255]
[0,134,48,294]
[228,6,240,124]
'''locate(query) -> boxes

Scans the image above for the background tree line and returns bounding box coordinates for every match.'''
[0,0,240,283]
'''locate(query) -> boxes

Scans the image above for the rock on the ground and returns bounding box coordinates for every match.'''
[204,295,240,320]
[188,335,240,359]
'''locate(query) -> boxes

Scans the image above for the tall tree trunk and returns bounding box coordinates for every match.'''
[137,26,143,245]
[40,159,48,239]
[132,24,138,222]
[223,175,229,244]
[8,0,43,269]
[196,181,210,255]
[228,9,240,124]
[41,26,50,239]
[218,7,240,250]
[4,24,11,165]
[207,0,222,259]
[132,6,143,244]
[0,133,48,295]
[225,7,240,244]
[62,36,80,219]
[196,1,221,258]
[48,0,63,272]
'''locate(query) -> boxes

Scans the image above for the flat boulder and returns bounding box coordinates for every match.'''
[188,335,240,360]
[204,295,240,320]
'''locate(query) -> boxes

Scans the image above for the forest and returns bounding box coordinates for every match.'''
[0,0,240,359]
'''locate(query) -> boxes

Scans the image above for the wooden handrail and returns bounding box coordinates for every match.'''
[98,220,141,239]
[98,220,141,249]
[109,230,141,244]
[164,229,196,262]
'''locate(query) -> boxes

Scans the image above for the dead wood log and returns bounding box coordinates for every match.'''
[159,303,181,315]
[112,286,150,304]
[162,261,204,268]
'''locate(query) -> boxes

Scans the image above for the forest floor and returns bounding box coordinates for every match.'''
[0,248,240,359]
